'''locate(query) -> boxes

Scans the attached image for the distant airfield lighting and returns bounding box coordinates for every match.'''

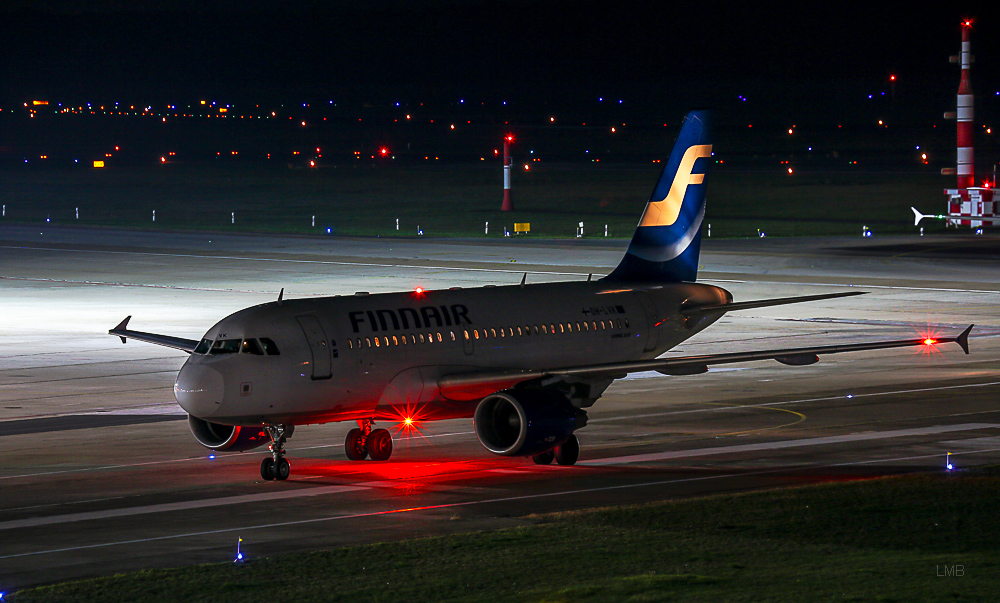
[550,117,555,122]
[450,124,455,129]
[788,128,793,134]
[890,74,896,81]
[301,121,306,126]
[380,147,389,156]
[787,167,794,174]
[160,157,166,163]
[524,164,530,170]
[611,127,616,133]
[406,114,411,119]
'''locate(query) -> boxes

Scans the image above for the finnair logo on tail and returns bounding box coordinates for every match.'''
[638,144,712,228]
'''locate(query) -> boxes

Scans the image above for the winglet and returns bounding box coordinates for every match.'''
[956,324,973,355]
[520,273,526,288]
[277,288,284,305]
[111,316,131,344]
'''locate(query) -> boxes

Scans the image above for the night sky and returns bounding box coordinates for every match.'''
[4,1,1000,127]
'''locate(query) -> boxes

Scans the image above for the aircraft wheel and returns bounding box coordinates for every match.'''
[260,457,276,480]
[554,434,580,466]
[345,428,368,461]
[275,458,291,481]
[367,429,393,461]
[532,450,555,465]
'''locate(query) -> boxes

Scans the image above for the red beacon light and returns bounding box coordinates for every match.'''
[923,338,937,346]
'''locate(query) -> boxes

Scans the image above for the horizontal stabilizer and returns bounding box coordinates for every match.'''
[681,291,865,316]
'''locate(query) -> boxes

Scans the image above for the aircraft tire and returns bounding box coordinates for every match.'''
[367,429,393,461]
[554,434,580,466]
[532,450,555,465]
[345,428,368,461]
[260,457,276,480]
[275,458,291,480]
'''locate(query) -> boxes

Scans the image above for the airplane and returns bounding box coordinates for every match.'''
[110,110,974,481]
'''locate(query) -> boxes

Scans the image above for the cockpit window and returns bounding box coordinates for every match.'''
[194,338,212,354]
[259,338,280,355]
[210,339,241,354]
[241,339,264,355]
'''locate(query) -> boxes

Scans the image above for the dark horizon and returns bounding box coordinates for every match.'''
[3,2,1000,126]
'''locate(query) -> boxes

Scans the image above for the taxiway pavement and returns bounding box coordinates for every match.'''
[1,225,998,589]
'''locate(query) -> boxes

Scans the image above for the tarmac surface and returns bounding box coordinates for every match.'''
[1,225,999,590]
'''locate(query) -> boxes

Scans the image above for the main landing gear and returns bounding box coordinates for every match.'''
[345,419,393,462]
[261,424,294,481]
[532,434,580,466]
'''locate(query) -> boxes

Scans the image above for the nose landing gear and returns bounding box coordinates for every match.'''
[345,419,393,461]
[260,424,293,481]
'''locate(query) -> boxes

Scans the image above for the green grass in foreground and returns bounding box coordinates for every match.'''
[11,467,999,602]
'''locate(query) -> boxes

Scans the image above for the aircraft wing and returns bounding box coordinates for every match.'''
[437,324,973,401]
[109,316,200,353]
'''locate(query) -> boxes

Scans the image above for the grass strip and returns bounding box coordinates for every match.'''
[0,165,951,239]
[11,467,999,602]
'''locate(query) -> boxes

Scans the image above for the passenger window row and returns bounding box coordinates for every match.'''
[349,330,456,349]
[345,318,628,350]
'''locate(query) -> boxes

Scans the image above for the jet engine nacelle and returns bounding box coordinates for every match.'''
[473,390,586,457]
[188,415,271,452]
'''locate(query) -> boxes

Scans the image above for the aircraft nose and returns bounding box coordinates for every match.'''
[174,363,225,418]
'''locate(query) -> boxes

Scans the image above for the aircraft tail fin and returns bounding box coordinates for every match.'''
[604,110,712,283]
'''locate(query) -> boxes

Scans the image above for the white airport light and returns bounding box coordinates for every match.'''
[946,452,954,471]
[846,394,854,399]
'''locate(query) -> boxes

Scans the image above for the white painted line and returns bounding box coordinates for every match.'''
[591,380,1000,423]
[0,485,368,531]
[580,423,1000,466]
[7,445,1000,561]
[0,246,587,279]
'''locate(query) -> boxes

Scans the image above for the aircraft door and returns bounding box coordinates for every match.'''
[296,315,332,380]
[463,327,474,355]
[634,291,660,353]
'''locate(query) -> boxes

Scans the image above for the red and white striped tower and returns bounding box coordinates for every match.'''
[501,134,514,212]
[953,20,975,189]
